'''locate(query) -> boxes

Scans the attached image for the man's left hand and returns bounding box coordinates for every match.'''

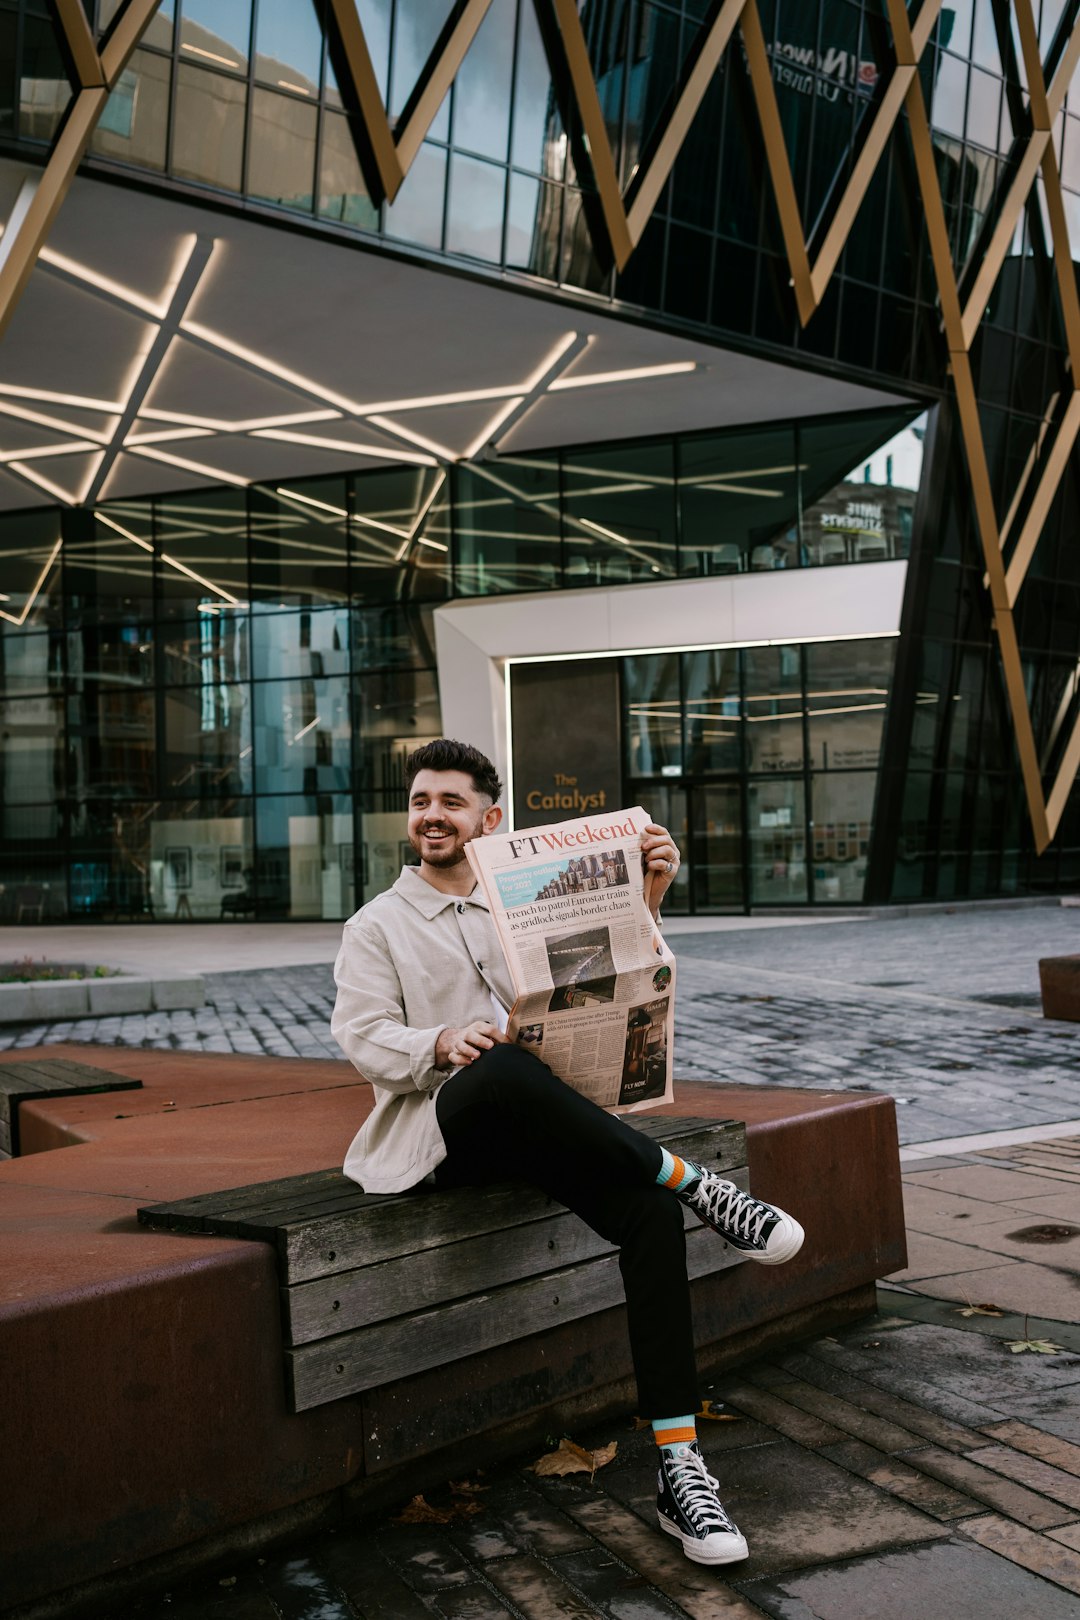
[640,822,682,918]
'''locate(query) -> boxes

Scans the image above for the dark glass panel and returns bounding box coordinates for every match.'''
[684,648,740,775]
[67,685,156,800]
[511,0,565,177]
[799,411,924,566]
[505,171,560,277]
[154,489,248,618]
[254,793,356,919]
[351,466,450,603]
[1,629,62,692]
[452,0,514,160]
[249,479,349,608]
[248,88,317,211]
[623,654,681,778]
[351,603,436,673]
[625,778,689,914]
[251,607,349,681]
[355,789,413,903]
[172,64,246,191]
[454,459,561,595]
[252,677,351,794]
[383,141,446,250]
[810,771,875,903]
[747,776,807,904]
[254,0,321,94]
[179,0,250,74]
[446,153,505,261]
[353,666,440,794]
[931,50,967,141]
[0,7,15,142]
[64,510,153,626]
[563,442,676,584]
[0,800,66,920]
[806,637,895,772]
[159,609,248,686]
[561,186,613,295]
[744,644,804,774]
[689,782,743,912]
[66,623,153,689]
[0,690,63,806]
[19,8,70,141]
[319,109,379,229]
[0,508,63,630]
[89,48,169,170]
[663,225,711,325]
[162,682,251,797]
[67,797,251,921]
[678,423,797,576]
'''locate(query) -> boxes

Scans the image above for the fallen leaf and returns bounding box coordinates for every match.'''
[449,1478,488,1496]
[218,1577,236,1588]
[393,1494,454,1524]
[955,1303,1005,1318]
[530,1438,617,1479]
[631,1415,651,1430]
[1005,1339,1064,1355]
[697,1400,738,1422]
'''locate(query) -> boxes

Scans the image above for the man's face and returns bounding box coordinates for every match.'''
[407,768,500,870]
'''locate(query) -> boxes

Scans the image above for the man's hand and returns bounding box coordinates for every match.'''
[640,822,682,918]
[435,1020,508,1068]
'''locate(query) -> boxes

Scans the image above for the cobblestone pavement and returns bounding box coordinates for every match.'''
[4,907,1080,1146]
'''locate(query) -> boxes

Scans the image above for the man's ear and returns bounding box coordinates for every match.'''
[482,804,503,835]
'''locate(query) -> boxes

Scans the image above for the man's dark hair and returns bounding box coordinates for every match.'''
[405,739,503,804]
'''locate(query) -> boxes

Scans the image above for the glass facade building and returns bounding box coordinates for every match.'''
[1,1,1079,919]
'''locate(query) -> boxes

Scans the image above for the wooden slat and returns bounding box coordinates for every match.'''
[0,1059,142,1155]
[138,1168,363,1231]
[284,1164,749,1344]
[285,1222,743,1410]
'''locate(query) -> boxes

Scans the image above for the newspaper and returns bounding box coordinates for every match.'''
[465,806,676,1111]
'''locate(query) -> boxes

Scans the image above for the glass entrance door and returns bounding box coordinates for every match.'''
[689,783,745,912]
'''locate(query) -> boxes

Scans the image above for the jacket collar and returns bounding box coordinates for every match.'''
[392,863,490,919]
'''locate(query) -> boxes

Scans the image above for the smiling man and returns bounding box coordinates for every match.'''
[332,737,803,1567]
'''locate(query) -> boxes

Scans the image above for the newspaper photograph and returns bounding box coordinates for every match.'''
[465,806,676,1111]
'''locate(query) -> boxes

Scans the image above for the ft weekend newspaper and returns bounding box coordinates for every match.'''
[466,806,676,1111]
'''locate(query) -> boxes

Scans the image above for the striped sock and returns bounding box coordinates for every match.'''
[656,1148,699,1193]
[652,1414,697,1452]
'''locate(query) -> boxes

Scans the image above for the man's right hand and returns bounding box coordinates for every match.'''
[435,1020,508,1068]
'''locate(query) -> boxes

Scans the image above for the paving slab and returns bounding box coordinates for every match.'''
[899,1260,1080,1322]
[901,1165,1074,1202]
[885,1231,1020,1283]
[900,1182,1027,1231]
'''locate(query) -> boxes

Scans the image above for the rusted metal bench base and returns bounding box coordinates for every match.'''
[0,1056,141,1157]
[1039,954,1080,1021]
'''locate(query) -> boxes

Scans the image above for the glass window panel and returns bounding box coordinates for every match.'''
[90,49,169,170]
[99,0,174,51]
[0,800,66,921]
[248,88,316,210]
[506,171,560,277]
[625,779,689,914]
[67,686,156,800]
[384,141,446,250]
[446,153,505,261]
[946,645,986,769]
[684,649,741,775]
[452,0,514,160]
[351,466,450,603]
[251,607,350,681]
[800,411,924,565]
[354,667,440,794]
[0,8,15,142]
[1,630,63,692]
[254,0,321,93]
[179,0,250,73]
[389,0,452,141]
[810,772,874,903]
[744,645,804,774]
[356,789,411,903]
[564,443,676,584]
[0,691,63,805]
[972,3,1001,72]
[163,682,251,797]
[172,64,246,191]
[623,654,681,778]
[966,67,1002,152]
[342,0,390,100]
[678,424,798,576]
[511,0,565,176]
[154,489,249,618]
[19,11,69,141]
[351,604,436,673]
[144,800,255,920]
[454,459,561,595]
[319,109,379,229]
[255,794,356,920]
[159,609,248,685]
[253,677,351,794]
[931,51,967,141]
[64,511,153,626]
[805,638,895,771]
[66,623,154,689]
[747,778,808,904]
[0,509,63,629]
[689,783,743,912]
[249,480,349,607]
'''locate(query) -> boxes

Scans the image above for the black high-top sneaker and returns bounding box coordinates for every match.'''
[677,1171,804,1264]
[656,1441,749,1565]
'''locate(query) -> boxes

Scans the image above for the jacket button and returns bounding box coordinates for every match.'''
[456,902,465,913]
[477,961,484,971]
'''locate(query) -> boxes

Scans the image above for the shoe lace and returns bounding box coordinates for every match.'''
[697,1179,774,1244]
[666,1450,735,1532]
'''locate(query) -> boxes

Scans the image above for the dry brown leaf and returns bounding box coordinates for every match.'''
[530,1438,617,1479]
[1005,1338,1064,1355]
[955,1303,1005,1318]
[393,1494,454,1524]
[631,1415,652,1430]
[449,1478,489,1496]
[697,1400,738,1422]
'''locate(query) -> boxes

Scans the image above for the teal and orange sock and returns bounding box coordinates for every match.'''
[652,1415,697,1452]
[655,1148,699,1194]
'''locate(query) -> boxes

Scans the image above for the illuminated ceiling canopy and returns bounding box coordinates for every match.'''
[0,158,911,512]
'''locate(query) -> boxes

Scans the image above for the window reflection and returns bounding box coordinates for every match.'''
[678,424,798,576]
[0,511,63,630]
[624,654,682,778]
[748,778,808,904]
[179,0,251,74]
[744,645,805,774]
[67,686,156,800]
[90,49,169,171]
[354,668,440,793]
[351,466,450,602]
[248,88,316,210]
[447,153,505,261]
[251,608,349,682]
[163,682,251,796]
[155,490,249,617]
[806,640,895,771]
[800,413,924,565]
[319,109,379,228]
[254,0,322,93]
[249,481,349,608]
[160,612,248,687]
[684,649,741,776]
[563,443,676,584]
[172,63,246,191]
[64,512,153,626]
[811,772,874,902]
[253,678,351,794]
[454,460,561,595]
[255,794,356,920]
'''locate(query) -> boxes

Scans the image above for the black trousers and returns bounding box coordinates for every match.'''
[434,1044,699,1417]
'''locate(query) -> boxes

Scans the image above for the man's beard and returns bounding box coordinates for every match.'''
[410,814,487,868]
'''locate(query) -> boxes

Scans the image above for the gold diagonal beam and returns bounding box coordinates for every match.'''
[54,0,106,88]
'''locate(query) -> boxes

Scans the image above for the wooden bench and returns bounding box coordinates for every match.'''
[0,1056,142,1158]
[139,1114,746,1413]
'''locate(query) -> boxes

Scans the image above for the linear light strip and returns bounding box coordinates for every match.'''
[0,537,62,624]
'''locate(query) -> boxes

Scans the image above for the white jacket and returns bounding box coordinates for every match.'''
[332,865,515,1192]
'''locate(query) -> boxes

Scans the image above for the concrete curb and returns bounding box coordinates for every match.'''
[0,975,205,1023]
